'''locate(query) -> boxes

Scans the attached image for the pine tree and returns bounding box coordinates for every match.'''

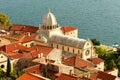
[6,58,11,77]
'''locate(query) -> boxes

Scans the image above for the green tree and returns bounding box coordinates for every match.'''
[0,13,12,29]
[6,58,11,77]
[91,38,100,45]
[96,47,120,76]
[0,69,6,78]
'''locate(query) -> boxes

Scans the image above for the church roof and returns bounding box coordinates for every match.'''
[50,35,86,49]
[60,26,77,33]
[42,9,57,26]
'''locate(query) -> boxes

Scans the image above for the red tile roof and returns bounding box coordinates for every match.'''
[10,24,39,33]
[21,45,53,59]
[104,69,114,73]
[97,71,116,80]
[10,24,23,31]
[26,45,53,57]
[20,35,35,43]
[22,25,39,33]
[57,73,78,80]
[90,71,116,80]
[0,43,28,53]
[63,56,92,67]
[22,52,33,59]
[80,76,91,80]
[24,64,41,74]
[60,26,77,33]
[88,58,104,64]
[16,73,45,80]
[8,52,23,59]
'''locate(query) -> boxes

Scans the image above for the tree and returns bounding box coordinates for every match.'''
[91,38,100,45]
[96,47,120,76]
[0,13,12,29]
[6,58,11,77]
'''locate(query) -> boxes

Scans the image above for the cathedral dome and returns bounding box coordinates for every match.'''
[42,9,57,26]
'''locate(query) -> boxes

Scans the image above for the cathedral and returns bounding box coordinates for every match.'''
[35,9,96,60]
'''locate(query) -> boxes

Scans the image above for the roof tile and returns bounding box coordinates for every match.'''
[63,56,92,67]
[10,24,39,33]
[16,73,45,80]
[57,73,78,80]
[24,64,41,74]
[88,58,104,64]
[60,26,77,33]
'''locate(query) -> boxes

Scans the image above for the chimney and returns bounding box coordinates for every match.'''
[38,54,41,58]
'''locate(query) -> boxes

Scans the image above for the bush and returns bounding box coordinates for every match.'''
[91,38,100,45]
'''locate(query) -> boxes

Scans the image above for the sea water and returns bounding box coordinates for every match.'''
[1,0,120,45]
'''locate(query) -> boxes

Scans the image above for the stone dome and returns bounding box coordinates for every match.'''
[42,9,57,26]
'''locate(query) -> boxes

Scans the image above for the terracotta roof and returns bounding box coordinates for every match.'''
[8,52,23,59]
[22,52,33,59]
[63,56,92,67]
[16,73,46,80]
[80,76,91,80]
[10,24,39,33]
[20,35,35,43]
[57,73,78,80]
[22,25,39,33]
[26,45,53,57]
[104,69,114,73]
[10,24,23,31]
[24,64,41,74]
[88,58,104,64]
[90,71,116,80]
[97,71,116,80]
[60,26,77,33]
[0,43,28,53]
[21,45,53,59]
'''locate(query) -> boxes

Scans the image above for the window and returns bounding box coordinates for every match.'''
[85,50,90,56]
[57,44,58,49]
[30,43,34,46]
[1,65,4,68]
[68,47,69,51]
[62,46,64,50]
[78,50,80,54]
[51,44,53,47]
[73,49,74,53]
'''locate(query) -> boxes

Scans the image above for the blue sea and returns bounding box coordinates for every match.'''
[1,0,120,46]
